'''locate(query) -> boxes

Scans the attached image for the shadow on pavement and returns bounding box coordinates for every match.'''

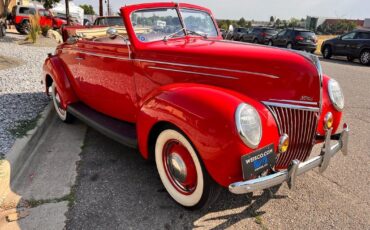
[66,129,287,229]
[319,56,365,67]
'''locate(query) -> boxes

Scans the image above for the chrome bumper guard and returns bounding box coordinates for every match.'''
[229,124,349,195]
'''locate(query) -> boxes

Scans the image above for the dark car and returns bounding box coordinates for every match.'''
[94,16,125,26]
[231,27,249,41]
[269,28,317,53]
[321,30,370,65]
[242,27,278,44]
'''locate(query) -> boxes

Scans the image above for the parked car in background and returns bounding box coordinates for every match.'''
[0,19,6,38]
[93,16,125,26]
[231,27,249,41]
[45,2,349,209]
[321,30,370,65]
[11,5,66,34]
[242,27,278,44]
[269,28,317,53]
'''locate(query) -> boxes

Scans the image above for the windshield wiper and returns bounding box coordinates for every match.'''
[163,28,208,41]
[186,29,208,39]
[163,28,186,41]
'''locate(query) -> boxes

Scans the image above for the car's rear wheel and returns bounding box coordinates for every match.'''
[51,83,74,123]
[155,128,221,209]
[360,50,370,66]
[323,46,332,59]
[286,42,293,49]
[18,21,30,35]
[268,40,273,46]
[253,38,258,44]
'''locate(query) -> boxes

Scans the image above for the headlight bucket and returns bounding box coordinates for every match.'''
[235,103,262,149]
[328,79,344,111]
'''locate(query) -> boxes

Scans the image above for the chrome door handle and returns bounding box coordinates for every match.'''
[75,57,84,61]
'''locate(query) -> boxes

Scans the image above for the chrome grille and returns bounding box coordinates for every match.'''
[267,105,319,169]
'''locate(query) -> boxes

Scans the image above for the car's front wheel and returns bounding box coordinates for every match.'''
[51,83,74,123]
[155,128,221,209]
[286,42,293,49]
[268,40,273,46]
[360,50,370,66]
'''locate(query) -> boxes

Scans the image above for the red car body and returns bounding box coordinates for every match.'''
[43,2,349,208]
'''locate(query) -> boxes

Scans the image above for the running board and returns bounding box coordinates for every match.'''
[67,102,137,149]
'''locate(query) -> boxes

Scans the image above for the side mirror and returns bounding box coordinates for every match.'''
[228,25,234,33]
[106,27,118,39]
[66,36,78,45]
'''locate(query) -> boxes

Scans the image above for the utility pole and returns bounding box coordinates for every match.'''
[107,0,110,16]
[65,0,70,25]
[99,0,103,16]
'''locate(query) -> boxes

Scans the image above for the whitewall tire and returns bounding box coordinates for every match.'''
[51,83,74,123]
[155,128,220,209]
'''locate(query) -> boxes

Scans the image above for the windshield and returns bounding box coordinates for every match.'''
[131,8,218,43]
[96,17,124,26]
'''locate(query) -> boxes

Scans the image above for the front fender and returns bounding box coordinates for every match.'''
[136,83,279,187]
[43,56,78,109]
[316,75,343,136]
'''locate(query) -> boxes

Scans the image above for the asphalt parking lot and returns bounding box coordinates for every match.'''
[65,58,370,230]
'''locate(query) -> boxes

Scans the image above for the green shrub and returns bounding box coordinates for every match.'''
[41,26,51,37]
[27,13,41,43]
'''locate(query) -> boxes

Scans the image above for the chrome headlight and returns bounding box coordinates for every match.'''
[235,103,262,149]
[328,79,344,111]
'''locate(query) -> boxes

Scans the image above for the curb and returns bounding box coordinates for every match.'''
[5,102,55,182]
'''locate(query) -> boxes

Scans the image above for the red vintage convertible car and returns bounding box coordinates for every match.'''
[42,2,349,209]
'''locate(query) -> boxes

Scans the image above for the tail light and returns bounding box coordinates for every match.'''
[295,35,304,41]
[260,32,266,37]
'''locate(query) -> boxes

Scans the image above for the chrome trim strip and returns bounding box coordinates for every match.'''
[268,99,318,105]
[62,48,280,79]
[148,66,239,80]
[137,59,280,79]
[229,124,349,194]
[263,101,319,112]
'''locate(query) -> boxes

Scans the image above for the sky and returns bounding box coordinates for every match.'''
[71,0,370,21]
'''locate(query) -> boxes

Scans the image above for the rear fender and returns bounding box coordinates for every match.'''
[136,83,280,187]
[43,56,78,109]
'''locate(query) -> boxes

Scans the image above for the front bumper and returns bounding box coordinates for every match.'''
[229,124,349,194]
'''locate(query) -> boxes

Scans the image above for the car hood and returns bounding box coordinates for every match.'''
[137,37,322,106]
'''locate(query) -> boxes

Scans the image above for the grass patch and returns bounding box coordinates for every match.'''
[8,115,41,138]
[27,187,76,208]
[315,35,337,55]
[254,214,268,230]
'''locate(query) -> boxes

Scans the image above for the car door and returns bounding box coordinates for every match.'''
[274,30,286,46]
[353,32,370,56]
[333,32,356,55]
[74,37,137,122]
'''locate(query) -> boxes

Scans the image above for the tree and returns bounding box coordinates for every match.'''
[0,0,5,18]
[238,17,246,27]
[79,4,96,15]
[275,18,281,28]
[270,16,275,23]
[36,0,61,9]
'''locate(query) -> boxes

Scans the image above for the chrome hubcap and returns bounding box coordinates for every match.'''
[361,52,369,64]
[162,140,197,194]
[168,153,187,183]
[324,48,329,56]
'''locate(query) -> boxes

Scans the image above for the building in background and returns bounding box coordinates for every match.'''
[306,16,364,31]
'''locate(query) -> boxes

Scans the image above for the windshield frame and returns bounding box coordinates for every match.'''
[129,6,219,44]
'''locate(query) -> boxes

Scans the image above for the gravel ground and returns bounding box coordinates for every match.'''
[0,33,55,155]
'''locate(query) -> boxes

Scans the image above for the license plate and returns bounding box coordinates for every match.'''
[241,144,276,180]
